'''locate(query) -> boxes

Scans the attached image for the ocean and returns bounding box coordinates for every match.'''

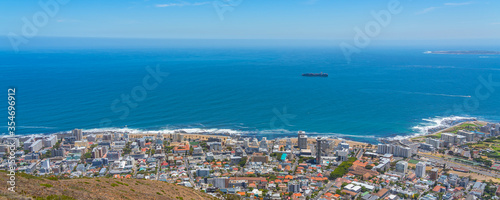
[2,45,500,143]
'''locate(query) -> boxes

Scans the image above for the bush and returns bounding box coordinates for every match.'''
[46,176,59,181]
[35,195,76,200]
[116,181,129,186]
[18,172,43,180]
[39,183,53,188]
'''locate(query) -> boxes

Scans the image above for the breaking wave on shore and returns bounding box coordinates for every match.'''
[388,116,477,141]
[50,126,377,142]
[69,127,243,135]
[10,116,479,144]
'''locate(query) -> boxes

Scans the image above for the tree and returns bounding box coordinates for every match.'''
[53,140,62,149]
[239,157,247,167]
[41,151,52,159]
[122,142,132,155]
[83,152,92,159]
[329,157,357,180]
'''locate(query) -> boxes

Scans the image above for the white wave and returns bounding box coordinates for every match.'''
[37,116,476,144]
[68,127,247,136]
[395,90,471,98]
[55,126,380,144]
[414,116,476,133]
[76,127,145,134]
[389,116,477,141]
[305,132,377,139]
[257,129,295,135]
[409,92,471,98]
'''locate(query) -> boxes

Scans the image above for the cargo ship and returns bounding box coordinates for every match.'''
[302,72,328,77]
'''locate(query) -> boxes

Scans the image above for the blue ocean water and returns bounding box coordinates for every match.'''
[2,46,500,143]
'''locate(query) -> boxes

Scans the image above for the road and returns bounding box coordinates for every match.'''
[418,188,430,199]
[315,181,334,200]
[356,148,364,159]
[418,153,500,179]
[291,154,299,172]
[155,160,160,180]
[184,157,196,188]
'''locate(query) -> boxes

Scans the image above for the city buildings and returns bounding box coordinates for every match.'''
[316,137,327,164]
[73,129,83,141]
[416,162,426,178]
[2,122,499,200]
[429,168,439,180]
[197,168,210,177]
[107,151,121,161]
[43,135,57,148]
[426,138,441,149]
[393,145,412,158]
[441,133,466,146]
[172,133,183,142]
[24,139,43,152]
[395,161,408,174]
[52,148,65,157]
[298,131,307,150]
[377,144,413,158]
[457,130,475,142]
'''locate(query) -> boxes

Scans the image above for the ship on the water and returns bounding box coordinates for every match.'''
[302,72,328,77]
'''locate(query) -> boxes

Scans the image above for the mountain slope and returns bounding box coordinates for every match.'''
[0,172,214,200]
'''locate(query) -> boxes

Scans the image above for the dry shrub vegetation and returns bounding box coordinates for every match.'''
[0,171,215,200]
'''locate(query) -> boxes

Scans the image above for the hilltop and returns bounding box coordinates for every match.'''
[0,171,214,200]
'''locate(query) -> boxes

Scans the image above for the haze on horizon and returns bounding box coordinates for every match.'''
[1,0,500,48]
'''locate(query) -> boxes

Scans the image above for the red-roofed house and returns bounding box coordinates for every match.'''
[433,185,446,193]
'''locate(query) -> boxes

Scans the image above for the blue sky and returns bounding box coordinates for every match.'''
[1,0,500,41]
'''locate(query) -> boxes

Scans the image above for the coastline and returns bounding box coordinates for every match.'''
[409,120,487,142]
[2,116,495,147]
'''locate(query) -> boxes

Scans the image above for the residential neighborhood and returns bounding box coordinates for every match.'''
[1,121,500,200]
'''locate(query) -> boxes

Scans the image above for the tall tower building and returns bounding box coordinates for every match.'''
[395,161,408,174]
[298,131,308,150]
[73,129,83,141]
[316,137,326,164]
[416,162,426,178]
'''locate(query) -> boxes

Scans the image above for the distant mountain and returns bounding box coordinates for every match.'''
[424,50,500,55]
